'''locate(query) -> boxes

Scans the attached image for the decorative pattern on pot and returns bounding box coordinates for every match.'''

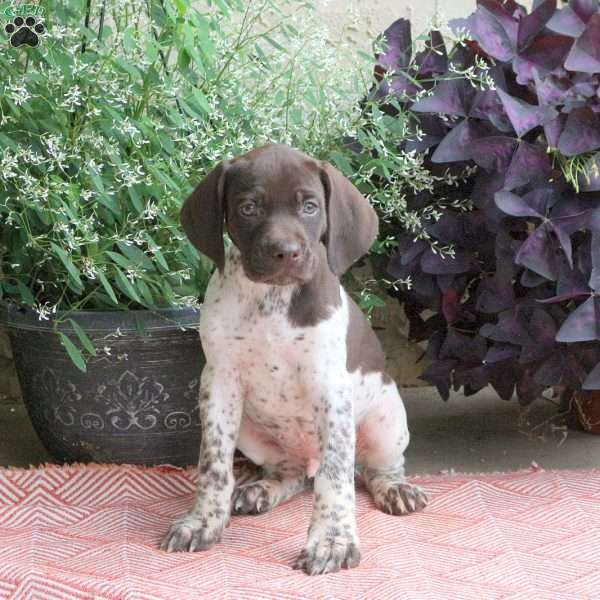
[164,377,201,431]
[95,370,168,431]
[31,367,202,433]
[33,367,82,427]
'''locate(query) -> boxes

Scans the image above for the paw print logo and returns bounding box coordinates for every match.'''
[5,16,45,48]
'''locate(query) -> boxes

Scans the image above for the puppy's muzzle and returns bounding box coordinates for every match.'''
[245,237,313,284]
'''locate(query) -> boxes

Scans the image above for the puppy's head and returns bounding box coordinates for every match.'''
[180,143,378,285]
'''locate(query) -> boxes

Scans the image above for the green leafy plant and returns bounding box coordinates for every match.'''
[0,0,365,314]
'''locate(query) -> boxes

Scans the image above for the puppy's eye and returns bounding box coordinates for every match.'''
[303,200,319,215]
[239,201,257,217]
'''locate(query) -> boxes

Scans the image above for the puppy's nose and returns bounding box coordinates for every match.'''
[267,239,302,263]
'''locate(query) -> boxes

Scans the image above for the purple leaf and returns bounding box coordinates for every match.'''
[413,272,438,298]
[468,4,516,61]
[481,309,536,345]
[518,0,557,50]
[516,369,546,405]
[496,230,521,280]
[591,207,600,233]
[536,251,594,302]
[416,30,448,75]
[557,107,600,155]
[469,89,505,119]
[555,295,600,341]
[421,359,457,400]
[406,113,446,152]
[535,73,570,106]
[570,0,599,22]
[372,73,420,101]
[431,120,486,163]
[506,0,529,18]
[420,248,471,274]
[550,220,574,267]
[583,360,600,389]
[558,254,591,296]
[514,34,574,82]
[504,140,553,190]
[396,236,428,266]
[476,274,516,313]
[548,206,592,267]
[489,365,517,400]
[469,136,518,171]
[454,365,490,394]
[534,352,568,385]
[538,290,590,302]
[529,307,558,345]
[589,231,600,290]
[515,224,559,280]
[441,288,460,323]
[478,0,520,44]
[543,114,567,147]
[485,343,520,362]
[411,78,475,116]
[564,13,600,72]
[523,185,561,214]
[489,111,515,133]
[495,190,543,217]
[521,268,550,287]
[473,171,510,224]
[376,18,412,70]
[497,88,558,137]
[519,269,548,288]
[547,5,587,37]
[428,213,463,244]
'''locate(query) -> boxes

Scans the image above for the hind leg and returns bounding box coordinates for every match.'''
[232,416,307,515]
[356,380,427,515]
[232,461,307,515]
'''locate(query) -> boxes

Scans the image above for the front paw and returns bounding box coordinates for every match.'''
[160,515,224,553]
[293,534,361,575]
[376,482,428,515]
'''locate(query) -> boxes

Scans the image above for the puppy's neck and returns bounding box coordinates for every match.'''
[222,244,299,305]
[221,244,342,327]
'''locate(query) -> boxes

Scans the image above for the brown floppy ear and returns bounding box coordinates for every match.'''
[180,160,230,273]
[320,161,379,276]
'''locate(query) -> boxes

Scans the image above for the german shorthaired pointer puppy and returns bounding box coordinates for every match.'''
[161,143,427,574]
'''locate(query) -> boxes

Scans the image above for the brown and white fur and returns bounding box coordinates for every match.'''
[161,143,427,575]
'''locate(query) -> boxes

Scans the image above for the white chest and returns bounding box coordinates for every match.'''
[198,260,350,464]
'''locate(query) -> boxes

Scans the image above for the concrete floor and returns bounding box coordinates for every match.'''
[0,387,599,473]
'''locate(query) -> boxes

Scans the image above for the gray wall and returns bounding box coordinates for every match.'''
[313,0,532,53]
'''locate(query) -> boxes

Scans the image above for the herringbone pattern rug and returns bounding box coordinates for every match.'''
[0,464,598,599]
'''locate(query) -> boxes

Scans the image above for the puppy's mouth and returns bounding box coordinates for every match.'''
[243,252,316,286]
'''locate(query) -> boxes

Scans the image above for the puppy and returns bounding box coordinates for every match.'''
[161,143,427,575]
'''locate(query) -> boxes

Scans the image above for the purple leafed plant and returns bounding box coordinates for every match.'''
[365,0,600,402]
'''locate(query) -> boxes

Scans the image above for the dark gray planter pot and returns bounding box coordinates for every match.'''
[0,303,204,466]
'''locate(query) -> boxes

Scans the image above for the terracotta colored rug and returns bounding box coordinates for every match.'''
[0,464,599,599]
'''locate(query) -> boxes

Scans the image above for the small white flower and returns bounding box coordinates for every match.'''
[33,302,57,321]
[8,81,31,106]
[60,85,83,111]
[142,201,159,221]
